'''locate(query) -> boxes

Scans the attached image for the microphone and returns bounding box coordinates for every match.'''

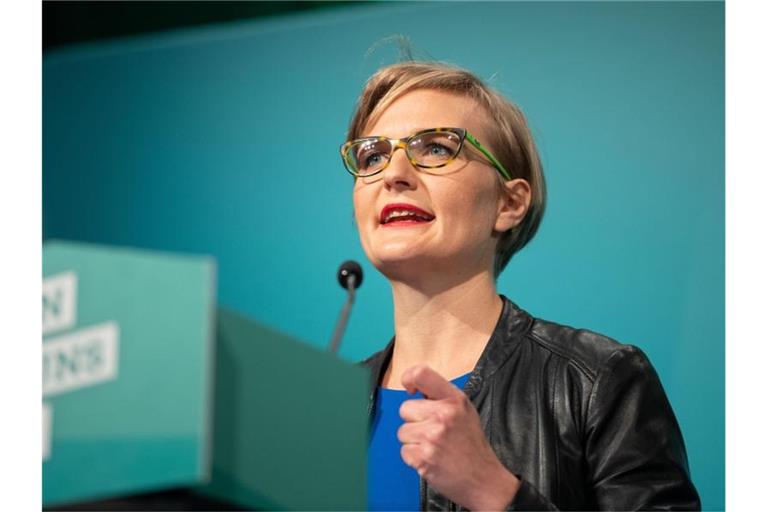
[328,260,363,354]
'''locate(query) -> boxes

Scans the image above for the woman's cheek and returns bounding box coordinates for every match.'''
[355,215,378,262]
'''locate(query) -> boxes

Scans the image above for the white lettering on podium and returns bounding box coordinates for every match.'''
[43,322,120,397]
[43,272,77,336]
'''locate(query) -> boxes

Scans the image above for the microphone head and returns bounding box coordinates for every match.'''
[337,260,363,290]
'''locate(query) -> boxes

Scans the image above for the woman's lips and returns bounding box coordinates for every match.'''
[379,203,436,227]
[381,218,435,228]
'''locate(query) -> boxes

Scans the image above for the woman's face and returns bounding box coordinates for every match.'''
[353,89,509,281]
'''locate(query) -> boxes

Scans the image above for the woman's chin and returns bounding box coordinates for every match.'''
[369,251,452,283]
[370,251,427,274]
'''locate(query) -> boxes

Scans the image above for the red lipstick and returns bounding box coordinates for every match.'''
[379,203,436,227]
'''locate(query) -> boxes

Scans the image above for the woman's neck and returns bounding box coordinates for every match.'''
[381,269,503,389]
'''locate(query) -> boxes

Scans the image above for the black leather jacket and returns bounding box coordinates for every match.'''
[362,296,700,511]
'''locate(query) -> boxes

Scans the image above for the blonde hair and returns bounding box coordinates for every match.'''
[346,61,546,276]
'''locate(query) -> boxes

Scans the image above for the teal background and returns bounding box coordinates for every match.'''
[43,2,724,509]
[43,242,216,505]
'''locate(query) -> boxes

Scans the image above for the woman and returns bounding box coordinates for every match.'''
[341,62,700,511]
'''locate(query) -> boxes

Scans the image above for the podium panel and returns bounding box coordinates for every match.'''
[43,241,216,506]
[199,308,368,510]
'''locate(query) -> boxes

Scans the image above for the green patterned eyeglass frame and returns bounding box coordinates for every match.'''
[340,127,512,180]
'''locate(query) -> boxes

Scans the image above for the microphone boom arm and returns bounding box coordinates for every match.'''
[328,274,357,354]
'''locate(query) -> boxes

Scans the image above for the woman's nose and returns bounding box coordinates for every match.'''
[381,146,417,190]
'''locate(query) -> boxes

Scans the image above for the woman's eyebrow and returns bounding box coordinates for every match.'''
[362,127,434,139]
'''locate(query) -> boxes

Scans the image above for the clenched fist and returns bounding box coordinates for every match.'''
[398,364,521,511]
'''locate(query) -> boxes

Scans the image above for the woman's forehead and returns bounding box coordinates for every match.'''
[363,89,488,139]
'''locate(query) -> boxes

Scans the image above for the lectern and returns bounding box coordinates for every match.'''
[42,241,368,510]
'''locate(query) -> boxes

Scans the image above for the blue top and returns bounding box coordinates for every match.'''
[367,371,473,511]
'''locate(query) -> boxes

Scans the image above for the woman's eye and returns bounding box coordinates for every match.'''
[363,152,385,167]
[425,144,451,158]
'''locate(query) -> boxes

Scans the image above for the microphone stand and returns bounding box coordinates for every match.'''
[328,274,356,354]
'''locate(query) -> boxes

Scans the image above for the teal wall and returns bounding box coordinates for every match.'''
[43,2,724,509]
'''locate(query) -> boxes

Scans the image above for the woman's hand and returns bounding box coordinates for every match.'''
[398,364,521,511]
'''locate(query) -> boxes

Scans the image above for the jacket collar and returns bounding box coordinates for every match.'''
[364,295,533,402]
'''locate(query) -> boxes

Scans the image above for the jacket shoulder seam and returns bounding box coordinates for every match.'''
[584,346,639,421]
[526,329,598,383]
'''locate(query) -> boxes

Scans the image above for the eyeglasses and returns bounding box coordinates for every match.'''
[340,127,512,180]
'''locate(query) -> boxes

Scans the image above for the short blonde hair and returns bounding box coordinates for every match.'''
[346,62,546,276]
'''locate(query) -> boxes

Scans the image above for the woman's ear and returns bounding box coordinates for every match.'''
[495,178,531,232]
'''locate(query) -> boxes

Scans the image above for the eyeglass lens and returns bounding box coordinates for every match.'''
[346,131,462,176]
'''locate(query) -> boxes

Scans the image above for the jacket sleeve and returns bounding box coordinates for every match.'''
[506,478,560,511]
[583,345,700,510]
